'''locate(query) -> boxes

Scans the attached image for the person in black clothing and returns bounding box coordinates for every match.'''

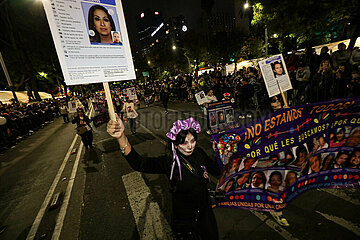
[161,87,170,113]
[107,116,220,239]
[72,107,93,149]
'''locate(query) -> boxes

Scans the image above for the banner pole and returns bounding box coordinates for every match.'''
[103,82,116,121]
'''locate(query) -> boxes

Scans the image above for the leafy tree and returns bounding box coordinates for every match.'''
[182,31,207,66]
[0,0,62,100]
[251,0,360,51]
[146,41,189,78]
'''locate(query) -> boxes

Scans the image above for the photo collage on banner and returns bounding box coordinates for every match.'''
[213,97,360,212]
[207,100,238,134]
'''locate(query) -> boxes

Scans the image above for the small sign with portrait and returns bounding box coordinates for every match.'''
[195,91,207,105]
[68,101,77,113]
[259,54,292,97]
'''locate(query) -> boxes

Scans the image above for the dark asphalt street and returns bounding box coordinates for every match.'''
[0,100,359,239]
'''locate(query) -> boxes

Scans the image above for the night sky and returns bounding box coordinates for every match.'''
[122,0,203,48]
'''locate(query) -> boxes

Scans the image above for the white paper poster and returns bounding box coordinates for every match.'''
[195,91,207,105]
[42,0,136,85]
[124,87,137,101]
[258,54,292,97]
[68,101,77,113]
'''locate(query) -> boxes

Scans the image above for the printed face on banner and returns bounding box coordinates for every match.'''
[210,113,217,126]
[217,110,225,124]
[212,97,360,212]
[225,109,234,123]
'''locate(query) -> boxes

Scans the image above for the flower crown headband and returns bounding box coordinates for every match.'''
[166,117,201,180]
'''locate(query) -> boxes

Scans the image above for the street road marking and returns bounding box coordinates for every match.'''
[251,211,299,240]
[122,172,173,239]
[52,142,84,240]
[318,189,360,206]
[26,135,79,240]
[316,211,360,236]
[165,108,178,113]
[26,104,92,240]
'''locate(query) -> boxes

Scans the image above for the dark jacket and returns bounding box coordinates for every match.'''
[125,146,220,239]
[72,114,91,128]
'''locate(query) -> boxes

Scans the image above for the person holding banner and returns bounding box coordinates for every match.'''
[88,5,116,43]
[107,117,220,239]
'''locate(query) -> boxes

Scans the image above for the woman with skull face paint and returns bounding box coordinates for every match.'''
[107,116,220,239]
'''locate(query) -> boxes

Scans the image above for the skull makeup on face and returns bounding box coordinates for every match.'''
[176,133,197,156]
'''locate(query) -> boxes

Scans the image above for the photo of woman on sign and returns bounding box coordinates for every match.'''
[88,5,116,43]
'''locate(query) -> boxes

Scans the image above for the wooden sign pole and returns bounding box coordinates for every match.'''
[103,82,116,121]
[275,79,289,108]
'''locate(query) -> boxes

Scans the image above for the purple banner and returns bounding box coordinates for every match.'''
[212,97,360,211]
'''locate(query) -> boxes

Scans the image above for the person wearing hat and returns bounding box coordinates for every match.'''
[72,107,93,149]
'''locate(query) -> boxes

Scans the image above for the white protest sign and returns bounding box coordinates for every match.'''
[195,91,207,105]
[258,54,292,97]
[68,101,77,113]
[42,0,136,85]
[125,87,137,101]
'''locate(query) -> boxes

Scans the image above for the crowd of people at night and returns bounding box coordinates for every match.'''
[1,43,359,151]
[0,97,90,151]
[135,43,359,110]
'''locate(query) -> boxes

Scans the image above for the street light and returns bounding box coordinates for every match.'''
[244,2,249,9]
[172,45,177,50]
[148,60,151,64]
